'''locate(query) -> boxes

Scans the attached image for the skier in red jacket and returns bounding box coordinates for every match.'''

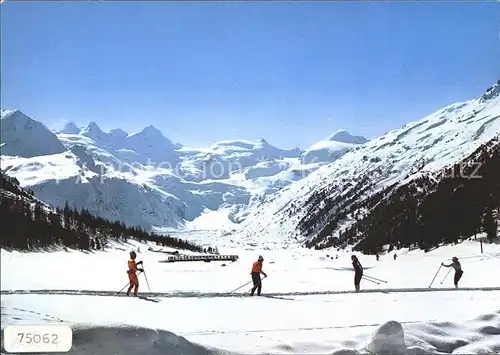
[127,251,144,297]
[250,255,267,296]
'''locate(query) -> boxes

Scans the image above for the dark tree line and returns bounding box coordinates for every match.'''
[299,137,499,253]
[0,173,204,252]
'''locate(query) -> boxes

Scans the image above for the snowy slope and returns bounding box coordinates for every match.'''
[302,129,369,164]
[0,110,66,158]
[123,125,181,164]
[176,138,303,181]
[2,238,500,354]
[235,81,500,246]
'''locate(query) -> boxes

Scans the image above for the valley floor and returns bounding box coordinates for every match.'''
[1,238,500,354]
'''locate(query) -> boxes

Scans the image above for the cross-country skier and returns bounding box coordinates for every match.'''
[127,251,144,297]
[442,256,463,289]
[250,255,267,296]
[351,255,363,292]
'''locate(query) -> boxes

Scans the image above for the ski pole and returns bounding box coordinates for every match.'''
[428,264,442,288]
[142,270,152,293]
[141,269,159,300]
[440,267,452,284]
[363,275,386,283]
[116,282,130,295]
[362,276,380,285]
[228,280,254,293]
[363,275,387,283]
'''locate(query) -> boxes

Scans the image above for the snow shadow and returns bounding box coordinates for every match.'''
[67,326,234,355]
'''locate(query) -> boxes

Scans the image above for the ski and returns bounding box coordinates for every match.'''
[261,295,296,301]
[137,296,160,303]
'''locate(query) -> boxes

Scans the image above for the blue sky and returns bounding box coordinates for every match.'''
[2,2,498,149]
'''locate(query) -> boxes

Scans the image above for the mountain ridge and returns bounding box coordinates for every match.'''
[1,110,366,230]
[0,110,66,158]
[2,81,498,242]
[233,81,500,248]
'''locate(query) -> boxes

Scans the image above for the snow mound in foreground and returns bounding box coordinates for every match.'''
[365,320,406,354]
[61,312,500,355]
[1,310,500,354]
[66,326,231,355]
[403,311,500,355]
[353,311,500,355]
[325,311,500,355]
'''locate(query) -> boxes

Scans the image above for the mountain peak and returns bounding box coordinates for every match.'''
[141,125,163,137]
[326,130,368,144]
[0,109,66,158]
[481,79,500,102]
[82,121,104,134]
[1,109,21,118]
[88,121,100,129]
[80,121,108,141]
[81,121,103,132]
[126,125,178,153]
[59,121,80,134]
[302,130,368,164]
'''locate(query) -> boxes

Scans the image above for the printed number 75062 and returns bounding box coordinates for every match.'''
[4,325,72,353]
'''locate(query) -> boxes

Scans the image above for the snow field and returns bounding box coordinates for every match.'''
[2,292,500,354]
[1,238,500,354]
[2,239,498,293]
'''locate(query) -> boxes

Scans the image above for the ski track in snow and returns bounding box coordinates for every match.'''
[2,286,500,298]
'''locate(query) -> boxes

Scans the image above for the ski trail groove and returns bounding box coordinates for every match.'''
[179,319,439,336]
[1,286,500,298]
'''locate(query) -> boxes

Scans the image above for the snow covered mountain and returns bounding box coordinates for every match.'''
[59,121,80,134]
[0,110,66,158]
[301,129,369,164]
[0,110,364,230]
[5,80,497,240]
[234,81,500,248]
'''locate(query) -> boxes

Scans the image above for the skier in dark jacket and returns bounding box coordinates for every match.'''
[442,256,463,289]
[351,255,363,292]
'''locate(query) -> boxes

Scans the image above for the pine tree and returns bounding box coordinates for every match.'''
[63,201,71,229]
[1,173,205,253]
[483,204,497,243]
